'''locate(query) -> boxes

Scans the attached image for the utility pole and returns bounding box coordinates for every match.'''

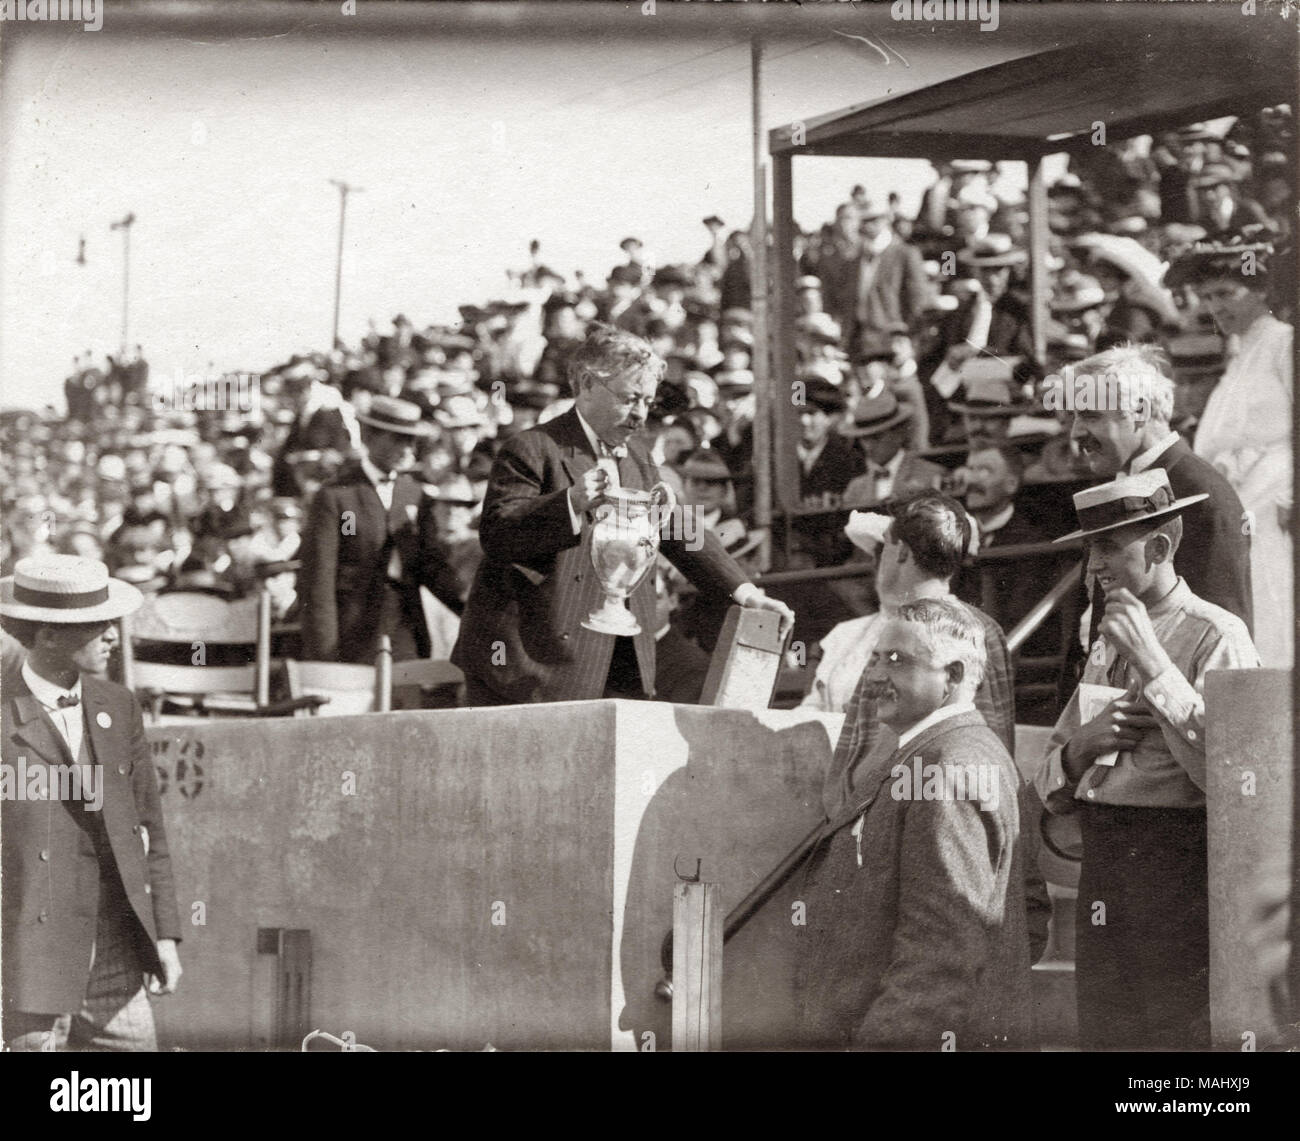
[329,180,363,348]
[109,213,136,356]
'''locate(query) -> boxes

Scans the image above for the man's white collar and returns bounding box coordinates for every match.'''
[22,659,81,710]
[896,700,977,752]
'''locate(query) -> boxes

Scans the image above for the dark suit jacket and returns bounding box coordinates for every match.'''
[853,237,931,337]
[955,508,1057,652]
[271,405,353,497]
[797,709,1035,1049]
[298,461,466,662]
[450,408,749,703]
[1157,436,1253,631]
[1,670,181,1015]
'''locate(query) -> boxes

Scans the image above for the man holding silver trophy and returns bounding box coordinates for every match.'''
[452,324,794,705]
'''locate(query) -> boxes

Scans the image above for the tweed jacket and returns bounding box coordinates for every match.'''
[818,606,1051,965]
[797,709,1035,1050]
[298,460,466,663]
[1,669,181,1015]
[450,408,749,703]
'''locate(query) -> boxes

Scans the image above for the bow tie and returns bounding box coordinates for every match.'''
[57,694,80,708]
[598,441,628,460]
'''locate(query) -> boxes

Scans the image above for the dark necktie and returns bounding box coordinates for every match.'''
[57,694,80,709]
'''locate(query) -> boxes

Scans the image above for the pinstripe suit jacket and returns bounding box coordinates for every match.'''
[451,408,749,703]
[796,709,1035,1050]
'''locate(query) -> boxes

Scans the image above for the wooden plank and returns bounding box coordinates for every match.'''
[672,881,722,1051]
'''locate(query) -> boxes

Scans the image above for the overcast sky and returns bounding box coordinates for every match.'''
[0,18,1035,411]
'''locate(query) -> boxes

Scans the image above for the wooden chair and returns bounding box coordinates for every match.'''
[375,635,464,712]
[283,659,377,718]
[283,638,464,716]
[122,588,315,723]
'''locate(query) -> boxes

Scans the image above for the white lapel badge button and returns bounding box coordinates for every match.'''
[97,711,112,729]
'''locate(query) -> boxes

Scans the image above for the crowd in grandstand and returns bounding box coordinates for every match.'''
[2,107,1293,702]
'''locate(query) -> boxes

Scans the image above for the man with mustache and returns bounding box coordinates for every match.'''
[1034,470,1258,1048]
[797,597,1035,1049]
[452,324,793,704]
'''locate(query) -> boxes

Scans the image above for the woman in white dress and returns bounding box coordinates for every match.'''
[1175,245,1293,667]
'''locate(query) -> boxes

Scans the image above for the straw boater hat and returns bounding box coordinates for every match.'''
[1053,469,1207,544]
[356,394,434,436]
[1,555,143,624]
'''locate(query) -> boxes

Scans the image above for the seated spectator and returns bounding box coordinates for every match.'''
[678,450,740,534]
[1189,163,1275,239]
[840,392,944,510]
[791,377,859,564]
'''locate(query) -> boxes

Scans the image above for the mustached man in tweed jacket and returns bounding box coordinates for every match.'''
[452,324,794,705]
[796,598,1035,1050]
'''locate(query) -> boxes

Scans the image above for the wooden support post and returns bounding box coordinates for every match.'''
[256,586,272,708]
[376,633,393,713]
[770,152,800,528]
[671,880,722,1051]
[749,37,773,568]
[1027,156,1049,365]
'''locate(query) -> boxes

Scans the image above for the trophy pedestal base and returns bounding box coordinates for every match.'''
[582,600,642,637]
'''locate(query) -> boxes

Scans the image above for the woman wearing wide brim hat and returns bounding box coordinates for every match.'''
[1166,239,1294,668]
[1070,231,1182,336]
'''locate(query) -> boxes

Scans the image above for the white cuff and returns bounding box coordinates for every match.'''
[567,488,582,535]
[732,582,762,607]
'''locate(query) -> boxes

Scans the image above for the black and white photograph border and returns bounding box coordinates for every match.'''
[0,0,1296,1083]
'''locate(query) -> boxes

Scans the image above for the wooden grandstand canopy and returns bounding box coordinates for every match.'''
[770,26,1296,160]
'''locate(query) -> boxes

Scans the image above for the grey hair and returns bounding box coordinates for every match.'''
[896,597,987,693]
[1073,343,1176,426]
[566,323,666,397]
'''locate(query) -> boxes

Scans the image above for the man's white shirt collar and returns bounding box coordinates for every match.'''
[896,700,977,753]
[977,502,1015,537]
[22,660,82,710]
[360,453,396,488]
[574,408,604,457]
[1128,431,1179,474]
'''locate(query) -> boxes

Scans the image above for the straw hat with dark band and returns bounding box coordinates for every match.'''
[356,395,434,437]
[1,555,143,624]
[1054,470,1207,544]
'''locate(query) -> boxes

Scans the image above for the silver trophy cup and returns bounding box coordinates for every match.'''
[582,484,674,636]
